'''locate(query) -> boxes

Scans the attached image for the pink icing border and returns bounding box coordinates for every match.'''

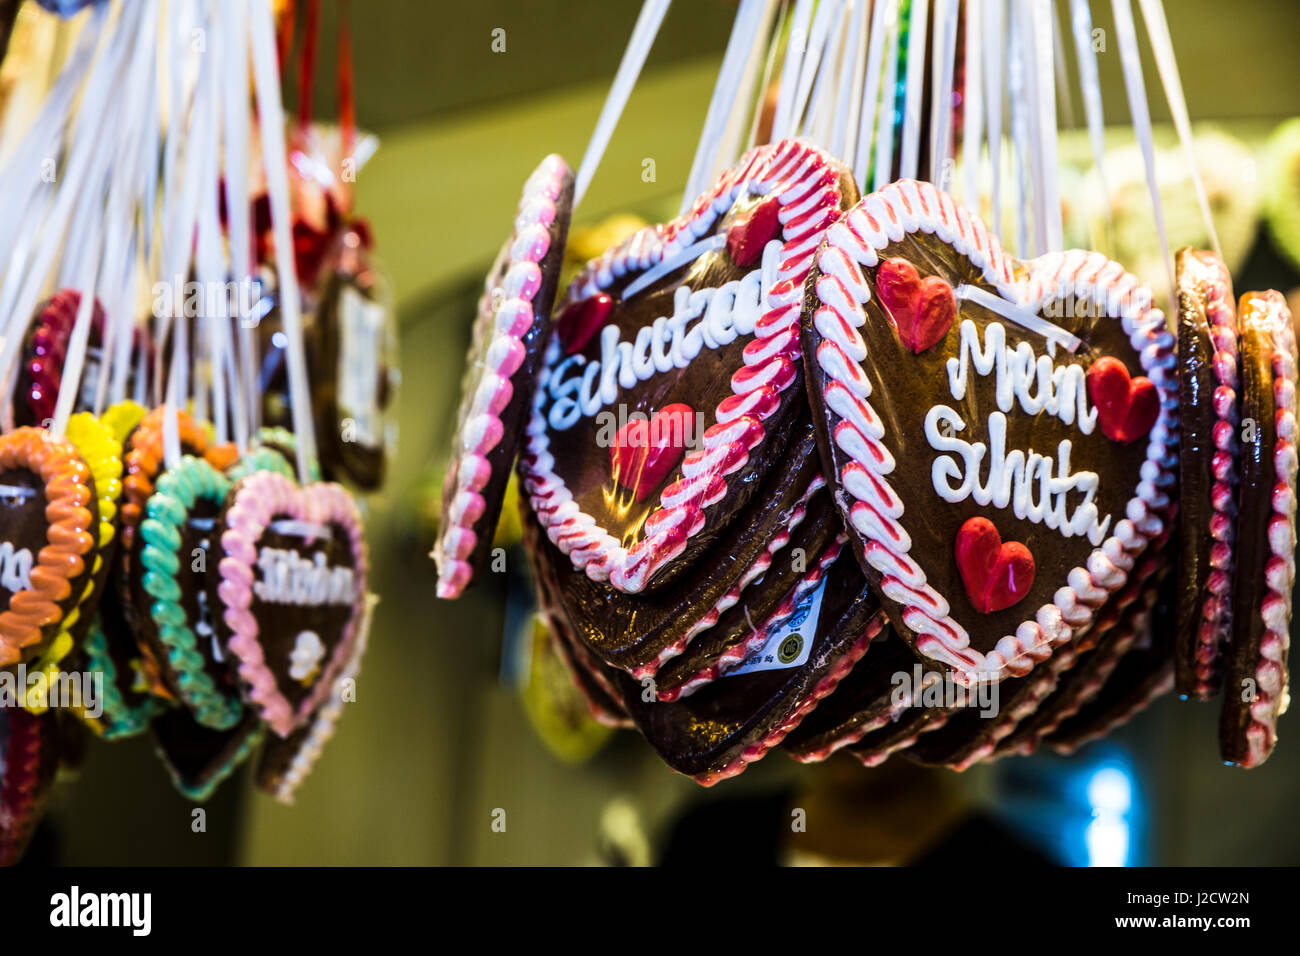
[217,470,369,737]
[854,711,955,769]
[631,474,826,680]
[1052,664,1175,756]
[693,616,884,787]
[1010,576,1161,758]
[522,139,847,593]
[807,179,1178,686]
[656,536,846,702]
[1179,251,1240,697]
[433,154,571,599]
[1233,291,1297,767]
[270,595,375,803]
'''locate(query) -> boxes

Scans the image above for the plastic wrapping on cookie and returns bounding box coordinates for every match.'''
[631,474,826,681]
[216,470,368,737]
[522,139,854,594]
[801,179,1178,686]
[653,535,847,702]
[434,154,573,599]
[0,427,99,666]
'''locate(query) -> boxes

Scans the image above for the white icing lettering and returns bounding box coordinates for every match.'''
[924,406,1112,545]
[545,239,783,430]
[945,320,1098,434]
[253,547,356,606]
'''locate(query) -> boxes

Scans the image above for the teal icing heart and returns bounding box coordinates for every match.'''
[140,456,243,729]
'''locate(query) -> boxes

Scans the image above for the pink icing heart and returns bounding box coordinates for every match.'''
[216,471,368,737]
[609,404,695,502]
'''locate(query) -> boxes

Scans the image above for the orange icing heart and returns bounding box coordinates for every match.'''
[0,428,98,666]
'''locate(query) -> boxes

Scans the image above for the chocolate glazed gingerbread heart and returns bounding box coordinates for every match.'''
[522,139,857,594]
[137,456,243,730]
[0,427,99,667]
[802,180,1177,686]
[1174,248,1240,699]
[215,470,368,737]
[1220,290,1297,768]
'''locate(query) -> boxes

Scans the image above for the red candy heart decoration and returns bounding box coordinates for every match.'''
[1086,357,1160,444]
[726,197,782,268]
[874,257,957,354]
[609,404,695,502]
[955,517,1036,614]
[554,293,613,355]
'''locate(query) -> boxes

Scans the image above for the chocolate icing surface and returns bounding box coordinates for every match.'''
[607,550,880,779]
[537,419,827,672]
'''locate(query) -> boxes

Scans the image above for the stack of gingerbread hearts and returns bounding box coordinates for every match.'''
[440,147,1297,783]
[0,0,391,865]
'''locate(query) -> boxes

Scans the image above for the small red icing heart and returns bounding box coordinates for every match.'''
[554,293,613,355]
[609,404,695,502]
[954,517,1036,615]
[1086,357,1159,444]
[875,257,957,353]
[726,197,782,268]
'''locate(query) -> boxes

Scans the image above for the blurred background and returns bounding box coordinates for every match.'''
[9,0,1300,865]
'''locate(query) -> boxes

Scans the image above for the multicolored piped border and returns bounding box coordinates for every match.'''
[0,427,98,666]
[1175,249,1239,698]
[805,179,1178,685]
[226,445,296,484]
[140,455,243,729]
[22,412,122,712]
[217,470,368,737]
[20,290,104,425]
[523,139,849,594]
[434,153,572,599]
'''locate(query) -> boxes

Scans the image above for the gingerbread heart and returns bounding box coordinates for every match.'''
[119,406,237,697]
[1173,249,1239,700]
[802,179,1177,685]
[0,707,59,865]
[1220,289,1297,768]
[21,411,123,713]
[0,427,99,667]
[523,139,856,593]
[433,154,573,598]
[138,456,243,729]
[215,470,368,737]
